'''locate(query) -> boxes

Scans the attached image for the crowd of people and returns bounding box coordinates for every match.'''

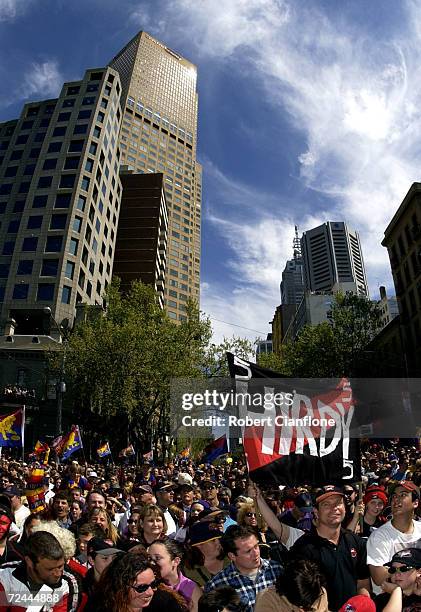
[0,440,419,611]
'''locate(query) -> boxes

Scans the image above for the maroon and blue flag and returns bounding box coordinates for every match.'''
[0,408,24,448]
[202,434,228,463]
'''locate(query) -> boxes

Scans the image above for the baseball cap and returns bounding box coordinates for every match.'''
[363,485,388,506]
[178,472,193,486]
[179,482,194,492]
[136,484,153,494]
[87,537,124,557]
[384,548,421,568]
[3,485,22,498]
[339,595,375,612]
[295,493,313,512]
[393,481,420,498]
[154,481,175,492]
[198,509,226,522]
[189,521,223,546]
[201,479,217,488]
[315,485,345,505]
[87,471,98,479]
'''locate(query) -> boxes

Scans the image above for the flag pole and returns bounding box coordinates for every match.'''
[22,405,25,462]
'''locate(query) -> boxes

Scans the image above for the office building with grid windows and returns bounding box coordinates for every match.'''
[109,31,201,322]
[0,31,200,334]
[0,67,123,334]
[301,221,369,297]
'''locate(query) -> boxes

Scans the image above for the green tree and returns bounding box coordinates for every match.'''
[259,323,339,377]
[330,292,381,375]
[52,280,211,457]
[200,336,254,378]
[51,280,255,459]
[258,293,381,378]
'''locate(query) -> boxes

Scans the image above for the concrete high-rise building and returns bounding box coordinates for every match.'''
[0,31,200,333]
[109,32,201,322]
[113,171,168,308]
[382,182,421,374]
[280,226,304,306]
[0,66,123,334]
[301,221,368,297]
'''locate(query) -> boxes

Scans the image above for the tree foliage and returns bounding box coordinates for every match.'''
[258,293,382,378]
[53,280,254,457]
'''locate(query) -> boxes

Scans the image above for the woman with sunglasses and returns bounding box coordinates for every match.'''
[148,540,202,611]
[86,552,188,611]
[122,510,142,545]
[236,503,270,558]
[374,548,421,611]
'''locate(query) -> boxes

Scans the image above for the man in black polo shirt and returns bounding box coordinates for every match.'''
[290,485,370,611]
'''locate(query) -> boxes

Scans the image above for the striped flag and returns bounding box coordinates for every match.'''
[119,444,135,458]
[97,442,112,458]
[34,440,50,464]
[25,466,47,513]
[60,425,83,460]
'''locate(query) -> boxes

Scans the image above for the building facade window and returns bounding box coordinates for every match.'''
[13,284,29,299]
[37,283,55,301]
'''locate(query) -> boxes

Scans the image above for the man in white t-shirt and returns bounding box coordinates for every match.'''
[367,480,421,592]
[155,481,178,536]
[5,486,30,531]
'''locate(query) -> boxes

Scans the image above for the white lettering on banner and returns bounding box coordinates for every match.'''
[240,386,354,475]
[233,355,252,381]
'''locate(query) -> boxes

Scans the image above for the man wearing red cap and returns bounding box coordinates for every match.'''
[367,481,421,591]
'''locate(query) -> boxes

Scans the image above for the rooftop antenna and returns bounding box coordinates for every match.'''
[293,225,301,259]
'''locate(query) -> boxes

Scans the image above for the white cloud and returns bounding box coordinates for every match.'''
[21,60,63,99]
[133,0,421,342]
[0,59,63,109]
[0,0,31,21]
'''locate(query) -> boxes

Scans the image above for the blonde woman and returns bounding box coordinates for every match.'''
[88,507,119,545]
[236,502,269,556]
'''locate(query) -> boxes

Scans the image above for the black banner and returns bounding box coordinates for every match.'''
[227,352,361,486]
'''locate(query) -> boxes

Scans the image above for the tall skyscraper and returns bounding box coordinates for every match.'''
[0,31,200,332]
[280,226,304,305]
[0,66,123,333]
[301,221,368,296]
[109,32,201,322]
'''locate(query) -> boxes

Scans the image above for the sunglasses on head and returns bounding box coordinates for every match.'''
[388,566,415,574]
[131,579,160,593]
[246,512,256,517]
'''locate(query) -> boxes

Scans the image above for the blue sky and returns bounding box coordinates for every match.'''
[1,0,420,343]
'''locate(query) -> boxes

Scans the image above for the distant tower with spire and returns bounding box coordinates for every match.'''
[280,226,305,305]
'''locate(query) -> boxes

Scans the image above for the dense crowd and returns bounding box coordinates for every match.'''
[0,440,420,611]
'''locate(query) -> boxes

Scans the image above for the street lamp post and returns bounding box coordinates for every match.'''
[43,307,67,436]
